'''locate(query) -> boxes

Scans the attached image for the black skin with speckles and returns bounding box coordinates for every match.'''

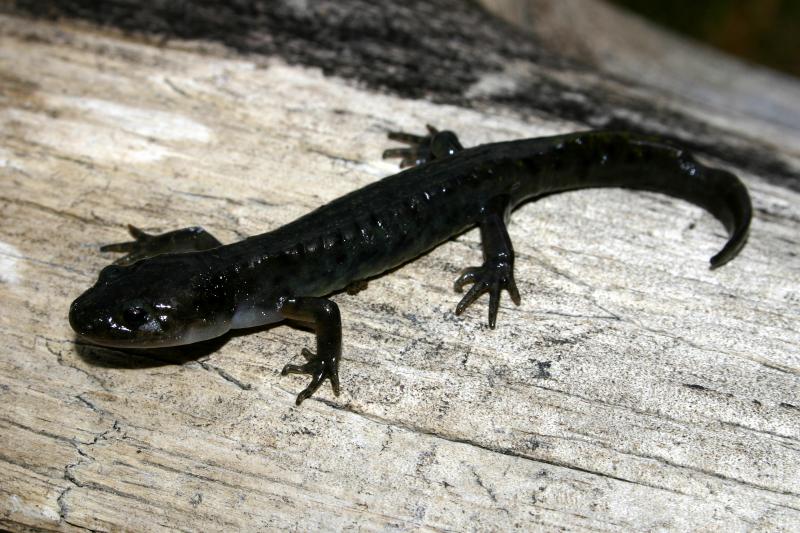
[69,127,751,404]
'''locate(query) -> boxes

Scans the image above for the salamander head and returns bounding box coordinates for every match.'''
[69,257,232,348]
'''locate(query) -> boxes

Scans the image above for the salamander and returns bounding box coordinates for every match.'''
[69,127,752,404]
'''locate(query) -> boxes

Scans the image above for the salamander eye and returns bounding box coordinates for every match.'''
[123,306,150,328]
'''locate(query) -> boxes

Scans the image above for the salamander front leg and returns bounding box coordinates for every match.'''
[454,196,521,328]
[278,297,342,405]
[383,125,464,168]
[100,224,222,265]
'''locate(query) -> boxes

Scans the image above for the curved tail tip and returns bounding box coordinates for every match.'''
[708,230,749,270]
[709,253,729,270]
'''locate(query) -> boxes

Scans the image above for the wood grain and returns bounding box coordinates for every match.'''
[1,9,798,532]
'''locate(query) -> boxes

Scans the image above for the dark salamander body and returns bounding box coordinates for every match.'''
[70,128,752,404]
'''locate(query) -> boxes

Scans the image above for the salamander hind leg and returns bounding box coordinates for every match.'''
[278,297,342,405]
[383,124,464,168]
[454,196,521,329]
[100,224,223,265]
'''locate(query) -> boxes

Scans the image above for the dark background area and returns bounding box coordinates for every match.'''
[11,0,798,191]
[610,0,800,77]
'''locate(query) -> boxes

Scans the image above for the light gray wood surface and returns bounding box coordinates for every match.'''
[1,11,798,532]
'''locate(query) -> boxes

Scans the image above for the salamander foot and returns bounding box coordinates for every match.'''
[383,124,463,168]
[281,348,340,405]
[277,296,342,405]
[454,258,521,329]
[100,224,222,265]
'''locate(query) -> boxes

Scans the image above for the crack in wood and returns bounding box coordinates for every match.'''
[196,361,253,390]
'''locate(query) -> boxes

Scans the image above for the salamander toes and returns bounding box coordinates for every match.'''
[281,348,340,405]
[453,260,521,328]
[453,267,482,293]
[99,224,223,265]
[382,146,431,168]
[383,125,465,167]
[454,277,487,316]
[488,285,501,329]
[329,371,341,396]
[99,225,158,265]
[383,127,436,168]
[507,276,521,306]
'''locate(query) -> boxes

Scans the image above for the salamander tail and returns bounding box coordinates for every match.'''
[705,167,752,269]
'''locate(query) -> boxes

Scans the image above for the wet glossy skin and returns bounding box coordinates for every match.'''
[69,127,752,404]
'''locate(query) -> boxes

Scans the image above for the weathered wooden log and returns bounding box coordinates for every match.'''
[1,1,798,530]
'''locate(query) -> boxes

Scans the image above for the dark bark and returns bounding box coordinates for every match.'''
[11,0,799,190]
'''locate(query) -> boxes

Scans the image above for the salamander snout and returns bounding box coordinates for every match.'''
[69,296,99,337]
[69,286,177,348]
[68,289,145,346]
